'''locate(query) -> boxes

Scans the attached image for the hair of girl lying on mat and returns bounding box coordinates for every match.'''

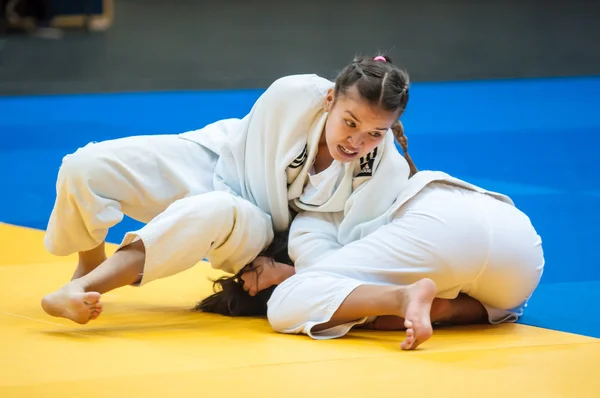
[195,231,292,317]
[335,53,417,176]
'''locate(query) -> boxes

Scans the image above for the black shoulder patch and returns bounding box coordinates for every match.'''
[288,145,307,169]
[356,146,378,177]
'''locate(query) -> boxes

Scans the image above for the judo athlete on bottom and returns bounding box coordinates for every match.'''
[201,172,544,350]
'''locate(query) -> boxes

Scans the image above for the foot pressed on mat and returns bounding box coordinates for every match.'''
[397,278,437,350]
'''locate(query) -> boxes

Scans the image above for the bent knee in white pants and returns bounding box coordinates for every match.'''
[465,194,545,323]
[44,135,218,256]
[393,184,545,324]
[120,191,274,285]
[267,272,365,339]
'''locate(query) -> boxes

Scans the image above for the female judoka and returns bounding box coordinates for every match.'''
[200,171,545,351]
[40,54,418,324]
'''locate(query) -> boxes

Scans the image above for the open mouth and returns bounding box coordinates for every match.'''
[338,145,358,156]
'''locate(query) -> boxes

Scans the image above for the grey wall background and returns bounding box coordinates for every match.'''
[1,0,599,95]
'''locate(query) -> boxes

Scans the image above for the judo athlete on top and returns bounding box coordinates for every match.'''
[41,55,432,330]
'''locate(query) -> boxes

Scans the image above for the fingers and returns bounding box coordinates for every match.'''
[241,272,257,296]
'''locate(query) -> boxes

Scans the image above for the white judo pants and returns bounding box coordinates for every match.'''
[267,183,545,339]
[44,134,274,284]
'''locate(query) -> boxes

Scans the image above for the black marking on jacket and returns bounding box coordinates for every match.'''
[288,145,307,169]
[356,147,378,178]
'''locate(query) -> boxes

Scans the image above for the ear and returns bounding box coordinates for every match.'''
[324,88,335,112]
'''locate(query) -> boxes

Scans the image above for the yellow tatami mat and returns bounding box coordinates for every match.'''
[1,222,599,397]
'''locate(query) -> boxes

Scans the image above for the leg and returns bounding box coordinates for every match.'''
[71,242,107,280]
[361,294,488,331]
[434,294,488,325]
[44,135,218,279]
[42,240,145,324]
[313,280,438,350]
[462,194,545,324]
[365,190,545,328]
[268,273,437,350]
[268,184,496,348]
[42,192,274,324]
[288,183,493,296]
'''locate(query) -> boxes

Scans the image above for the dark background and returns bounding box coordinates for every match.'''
[1,0,599,96]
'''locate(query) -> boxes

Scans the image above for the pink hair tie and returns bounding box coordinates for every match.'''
[373,56,386,62]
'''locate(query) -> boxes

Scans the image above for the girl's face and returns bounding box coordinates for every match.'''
[241,256,292,297]
[323,85,398,163]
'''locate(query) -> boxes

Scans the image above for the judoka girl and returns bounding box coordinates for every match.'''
[200,172,545,351]
[40,54,419,325]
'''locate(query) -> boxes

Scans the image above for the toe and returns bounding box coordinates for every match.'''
[401,337,414,350]
[83,292,101,305]
[401,328,415,350]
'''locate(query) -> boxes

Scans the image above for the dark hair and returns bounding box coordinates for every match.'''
[195,232,292,317]
[335,54,417,176]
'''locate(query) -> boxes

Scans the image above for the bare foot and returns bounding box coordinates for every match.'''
[41,282,103,324]
[397,278,437,350]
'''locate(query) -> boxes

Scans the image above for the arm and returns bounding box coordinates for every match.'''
[288,210,344,271]
[212,74,334,232]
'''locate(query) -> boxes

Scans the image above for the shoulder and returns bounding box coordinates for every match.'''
[252,74,334,119]
[263,74,334,101]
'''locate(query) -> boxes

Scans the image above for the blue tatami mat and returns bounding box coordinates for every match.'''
[520,281,600,338]
[1,76,599,338]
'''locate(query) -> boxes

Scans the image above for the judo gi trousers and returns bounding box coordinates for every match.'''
[267,183,545,339]
[44,134,274,283]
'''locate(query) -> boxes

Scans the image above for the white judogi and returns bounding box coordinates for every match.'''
[267,172,545,339]
[44,74,411,285]
[181,74,406,231]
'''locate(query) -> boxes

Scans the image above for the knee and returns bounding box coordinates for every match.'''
[475,264,544,311]
[57,143,107,188]
[266,291,297,334]
[497,252,544,310]
[266,277,310,333]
